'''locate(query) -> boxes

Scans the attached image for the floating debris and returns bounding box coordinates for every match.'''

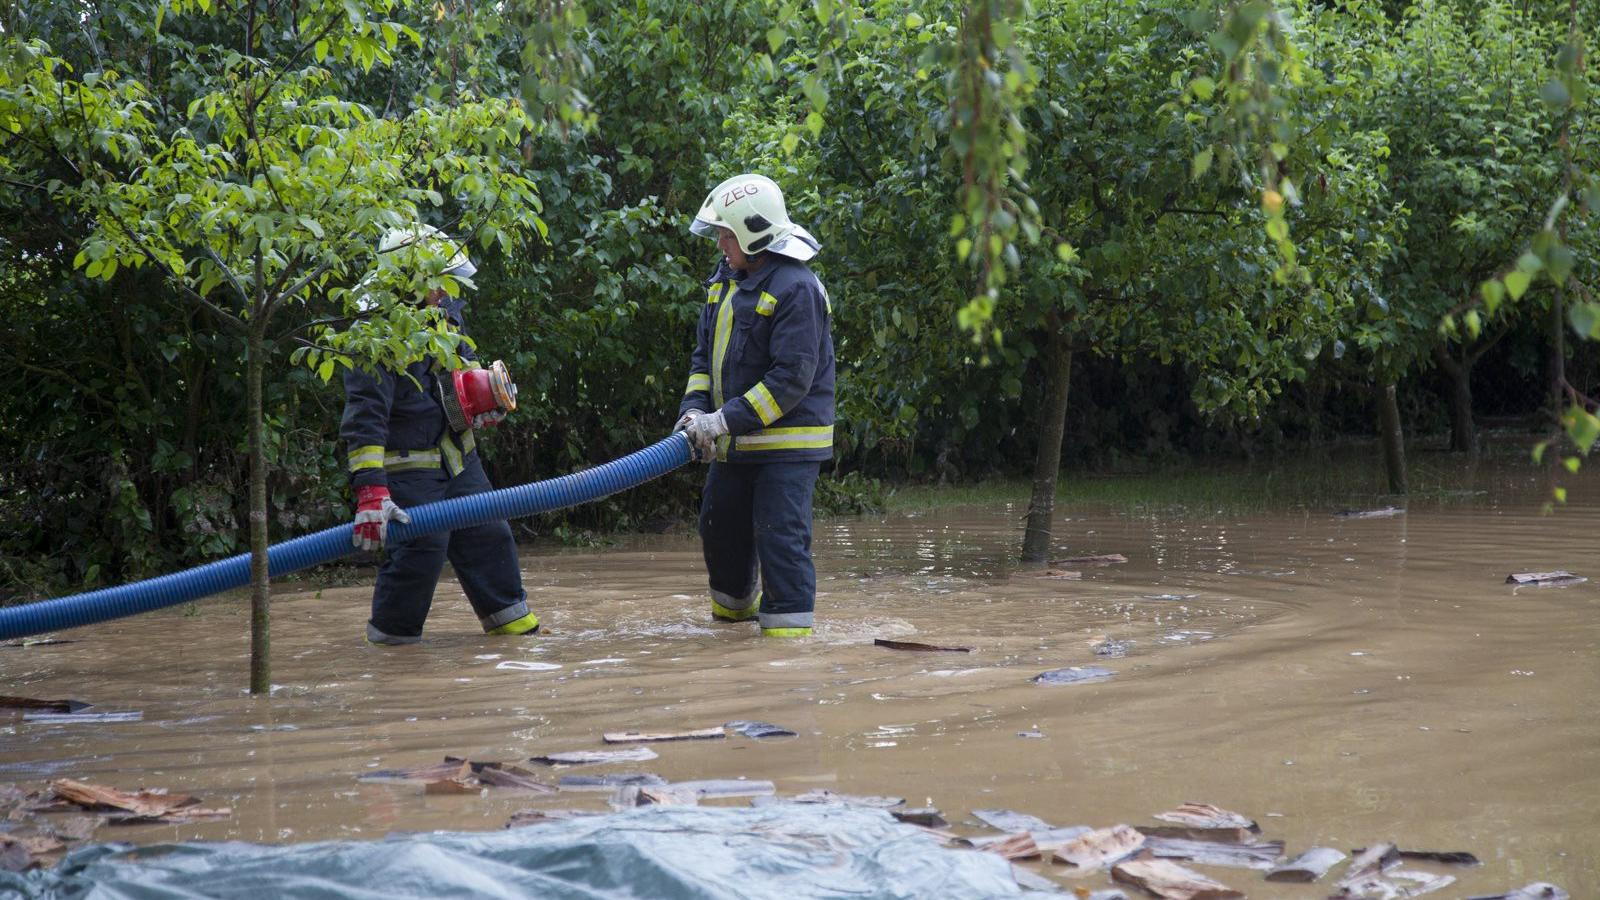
[1051,554,1128,566]
[1336,507,1405,520]
[670,779,776,799]
[1032,666,1114,685]
[23,712,142,724]
[0,841,30,873]
[557,773,667,791]
[969,826,1090,861]
[1009,864,1062,893]
[1020,569,1081,580]
[0,697,90,713]
[780,789,904,809]
[1373,848,1480,866]
[50,779,230,824]
[495,660,563,672]
[1143,836,1284,870]
[972,808,1054,834]
[1054,825,1145,871]
[1094,639,1131,658]
[1152,802,1258,833]
[0,639,76,650]
[1111,857,1243,899]
[474,763,557,794]
[725,720,798,739]
[1143,594,1199,602]
[1136,825,1257,844]
[422,779,479,796]
[1505,571,1587,587]
[505,809,599,829]
[891,807,948,829]
[528,748,659,766]
[357,759,472,784]
[1467,884,1570,900]
[1265,846,1345,882]
[1016,730,1046,739]
[873,638,972,653]
[602,727,724,744]
[611,785,699,809]
[1332,842,1458,899]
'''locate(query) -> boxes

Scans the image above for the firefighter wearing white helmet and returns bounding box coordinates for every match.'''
[340,224,539,645]
[676,174,835,638]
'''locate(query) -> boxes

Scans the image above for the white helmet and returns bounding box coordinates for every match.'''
[690,173,819,261]
[379,224,478,281]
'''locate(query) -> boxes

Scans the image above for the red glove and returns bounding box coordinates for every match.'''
[352,485,411,551]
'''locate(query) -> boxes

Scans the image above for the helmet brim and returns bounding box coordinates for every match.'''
[689,216,725,239]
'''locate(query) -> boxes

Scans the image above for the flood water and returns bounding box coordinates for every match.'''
[3,458,1597,896]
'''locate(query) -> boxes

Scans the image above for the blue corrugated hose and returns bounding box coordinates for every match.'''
[0,434,692,641]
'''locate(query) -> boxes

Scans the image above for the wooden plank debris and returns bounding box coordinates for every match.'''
[48,780,230,825]
[1054,825,1146,871]
[1505,571,1586,586]
[474,764,556,794]
[0,696,90,713]
[558,773,667,791]
[1353,847,1478,866]
[602,727,725,744]
[422,779,479,795]
[528,747,659,766]
[724,720,798,739]
[1336,507,1405,519]
[973,808,1054,833]
[611,785,699,808]
[23,712,142,724]
[1465,884,1570,900]
[506,809,599,828]
[873,638,972,653]
[358,759,472,784]
[1032,666,1114,685]
[1111,856,1243,900]
[891,807,948,829]
[1136,825,1256,844]
[959,826,1089,853]
[671,779,776,799]
[785,789,905,809]
[1052,554,1129,566]
[1143,836,1284,869]
[1265,846,1345,882]
[1151,802,1258,832]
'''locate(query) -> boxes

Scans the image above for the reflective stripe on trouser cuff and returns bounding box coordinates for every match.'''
[366,622,421,645]
[384,450,441,472]
[711,587,757,612]
[758,611,813,630]
[480,601,532,630]
[348,445,385,472]
[734,425,834,451]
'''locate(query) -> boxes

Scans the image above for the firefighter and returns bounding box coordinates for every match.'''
[342,226,539,645]
[676,174,835,637]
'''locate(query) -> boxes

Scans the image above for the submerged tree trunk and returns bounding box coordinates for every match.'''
[1376,379,1408,495]
[1021,334,1072,566]
[247,325,271,695]
[1432,344,1477,455]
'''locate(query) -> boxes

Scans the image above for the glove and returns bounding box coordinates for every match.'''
[683,409,728,463]
[352,485,411,551]
[673,409,704,434]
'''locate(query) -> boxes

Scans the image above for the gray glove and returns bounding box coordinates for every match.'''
[683,409,728,463]
[673,409,703,434]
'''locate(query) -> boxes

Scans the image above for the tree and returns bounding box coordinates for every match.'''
[0,0,546,691]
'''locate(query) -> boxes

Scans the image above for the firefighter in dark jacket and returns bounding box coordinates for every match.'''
[676,174,834,638]
[342,226,539,645]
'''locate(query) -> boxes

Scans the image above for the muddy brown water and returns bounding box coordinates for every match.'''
[3,465,1597,896]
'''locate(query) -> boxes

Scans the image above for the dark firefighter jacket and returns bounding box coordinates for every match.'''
[678,256,835,464]
[341,296,480,488]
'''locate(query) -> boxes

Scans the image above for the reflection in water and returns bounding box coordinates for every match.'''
[2,465,1597,896]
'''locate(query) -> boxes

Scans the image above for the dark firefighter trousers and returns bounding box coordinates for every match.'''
[698,460,820,631]
[366,454,529,644]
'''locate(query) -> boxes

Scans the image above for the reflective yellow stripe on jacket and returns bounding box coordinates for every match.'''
[348,445,385,472]
[734,424,834,452]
